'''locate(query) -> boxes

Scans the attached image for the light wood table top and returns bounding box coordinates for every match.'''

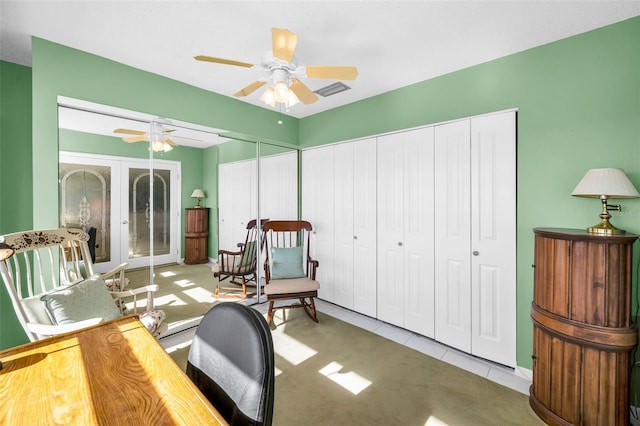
[0,315,228,425]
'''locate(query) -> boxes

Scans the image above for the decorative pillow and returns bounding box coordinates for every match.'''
[40,275,121,325]
[241,241,257,267]
[270,246,306,279]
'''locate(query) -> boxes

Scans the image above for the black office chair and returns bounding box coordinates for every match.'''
[186,303,275,426]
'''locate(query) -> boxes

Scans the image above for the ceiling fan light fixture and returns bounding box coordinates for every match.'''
[274,81,290,103]
[151,140,173,152]
[285,90,300,109]
[260,87,277,107]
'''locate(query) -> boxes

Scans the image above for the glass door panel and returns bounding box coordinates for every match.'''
[124,162,179,269]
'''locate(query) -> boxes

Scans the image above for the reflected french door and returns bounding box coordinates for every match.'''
[59,152,180,272]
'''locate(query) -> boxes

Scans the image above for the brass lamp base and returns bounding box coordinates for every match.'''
[587,219,625,235]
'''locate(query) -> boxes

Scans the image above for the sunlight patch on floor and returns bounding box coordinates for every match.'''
[173,279,194,287]
[424,416,450,426]
[272,333,317,366]
[159,271,177,278]
[156,294,187,306]
[183,286,215,303]
[318,361,371,395]
[274,366,283,377]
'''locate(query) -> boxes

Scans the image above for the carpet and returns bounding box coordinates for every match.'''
[126,263,220,327]
[127,265,543,425]
[268,310,544,426]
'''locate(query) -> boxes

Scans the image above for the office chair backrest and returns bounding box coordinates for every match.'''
[186,303,275,426]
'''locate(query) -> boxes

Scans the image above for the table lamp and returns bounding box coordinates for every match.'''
[0,240,15,370]
[190,189,205,208]
[571,168,640,235]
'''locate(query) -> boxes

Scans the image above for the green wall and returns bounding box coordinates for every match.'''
[0,61,33,348]
[300,16,640,370]
[1,17,639,375]
[31,37,298,234]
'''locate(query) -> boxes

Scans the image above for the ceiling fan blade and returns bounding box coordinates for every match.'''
[272,28,298,63]
[123,136,149,143]
[306,66,359,80]
[290,79,319,105]
[194,55,254,68]
[234,81,267,97]
[114,128,146,136]
[164,138,177,146]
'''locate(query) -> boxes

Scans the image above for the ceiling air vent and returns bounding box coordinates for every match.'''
[314,82,351,97]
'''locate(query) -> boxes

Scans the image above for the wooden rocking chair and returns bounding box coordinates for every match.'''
[262,220,320,325]
[213,219,267,299]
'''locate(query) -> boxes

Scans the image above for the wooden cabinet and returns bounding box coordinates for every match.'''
[531,228,638,426]
[185,208,209,264]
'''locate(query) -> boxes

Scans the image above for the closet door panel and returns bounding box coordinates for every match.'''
[403,128,435,337]
[470,111,516,367]
[333,143,355,309]
[434,120,472,352]
[313,147,336,303]
[353,138,377,317]
[377,133,404,326]
[218,160,254,251]
[260,152,297,221]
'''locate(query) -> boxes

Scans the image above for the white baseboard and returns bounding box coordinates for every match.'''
[513,366,532,381]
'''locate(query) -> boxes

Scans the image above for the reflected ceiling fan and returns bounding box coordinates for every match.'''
[195,27,358,108]
[114,121,200,152]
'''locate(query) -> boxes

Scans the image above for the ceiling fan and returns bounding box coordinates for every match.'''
[114,121,182,152]
[195,27,358,108]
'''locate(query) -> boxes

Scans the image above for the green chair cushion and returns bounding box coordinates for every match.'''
[270,246,306,279]
[41,275,121,325]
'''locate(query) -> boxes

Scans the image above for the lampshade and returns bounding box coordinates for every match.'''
[190,189,205,208]
[571,168,639,235]
[259,77,300,110]
[191,189,205,199]
[572,168,640,198]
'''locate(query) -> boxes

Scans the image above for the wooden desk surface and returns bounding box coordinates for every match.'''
[0,316,228,425]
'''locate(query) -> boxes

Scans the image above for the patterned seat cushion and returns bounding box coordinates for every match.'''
[139,310,167,337]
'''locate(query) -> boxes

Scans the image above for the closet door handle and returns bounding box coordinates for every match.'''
[398,242,403,247]
[473,251,479,256]
[353,236,358,240]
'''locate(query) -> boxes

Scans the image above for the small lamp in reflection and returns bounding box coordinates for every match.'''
[190,189,205,208]
[0,239,15,370]
[571,168,640,235]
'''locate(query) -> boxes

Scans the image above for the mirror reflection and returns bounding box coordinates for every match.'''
[56,97,300,330]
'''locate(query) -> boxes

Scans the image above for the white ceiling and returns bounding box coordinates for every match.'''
[2,1,639,120]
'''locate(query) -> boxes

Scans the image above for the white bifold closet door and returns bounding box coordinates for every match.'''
[218,159,256,251]
[302,139,377,312]
[218,152,297,252]
[377,127,435,338]
[434,111,516,367]
[333,138,377,316]
[301,147,336,303]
